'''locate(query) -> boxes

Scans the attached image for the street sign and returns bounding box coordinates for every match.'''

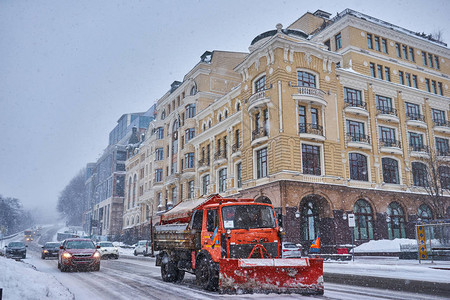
[348,213,355,227]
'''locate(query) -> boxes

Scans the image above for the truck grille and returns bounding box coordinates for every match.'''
[230,242,278,258]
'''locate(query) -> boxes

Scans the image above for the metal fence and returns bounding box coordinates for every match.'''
[416,222,450,262]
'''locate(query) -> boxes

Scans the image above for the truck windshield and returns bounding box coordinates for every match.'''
[222,205,276,229]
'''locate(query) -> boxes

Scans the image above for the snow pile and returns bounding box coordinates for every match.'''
[354,238,416,253]
[0,257,73,300]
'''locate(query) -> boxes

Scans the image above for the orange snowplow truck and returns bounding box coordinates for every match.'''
[154,194,323,294]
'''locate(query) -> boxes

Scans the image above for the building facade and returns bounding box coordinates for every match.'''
[124,9,450,250]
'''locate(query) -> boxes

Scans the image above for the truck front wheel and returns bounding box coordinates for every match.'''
[195,256,218,291]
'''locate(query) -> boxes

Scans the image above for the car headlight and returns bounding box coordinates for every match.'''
[43,250,48,253]
[93,251,101,258]
[62,252,72,258]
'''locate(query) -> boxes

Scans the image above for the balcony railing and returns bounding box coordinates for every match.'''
[252,128,268,141]
[198,158,210,168]
[379,138,401,148]
[297,86,325,98]
[299,123,324,136]
[248,87,271,109]
[437,149,450,157]
[344,99,367,110]
[214,150,227,161]
[409,144,429,153]
[433,119,450,128]
[232,143,241,153]
[406,113,425,122]
[346,133,370,143]
[376,106,398,117]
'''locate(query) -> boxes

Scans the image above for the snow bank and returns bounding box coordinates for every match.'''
[0,257,73,300]
[354,238,416,253]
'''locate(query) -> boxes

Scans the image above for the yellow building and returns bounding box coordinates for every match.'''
[125,9,450,250]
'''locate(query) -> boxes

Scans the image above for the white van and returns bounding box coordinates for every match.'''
[134,240,151,256]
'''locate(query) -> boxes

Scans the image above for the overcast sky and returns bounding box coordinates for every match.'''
[1,0,449,221]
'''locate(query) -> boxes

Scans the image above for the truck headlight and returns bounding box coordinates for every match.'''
[93,251,101,258]
[62,252,72,258]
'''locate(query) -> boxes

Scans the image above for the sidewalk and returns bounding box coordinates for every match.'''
[324,256,450,296]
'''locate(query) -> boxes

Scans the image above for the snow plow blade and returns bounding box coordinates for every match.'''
[218,257,323,294]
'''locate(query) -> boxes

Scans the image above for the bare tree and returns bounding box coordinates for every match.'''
[432,29,445,43]
[57,169,86,225]
[413,147,450,219]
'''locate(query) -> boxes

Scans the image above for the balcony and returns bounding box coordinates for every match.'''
[214,150,227,165]
[197,158,210,172]
[406,113,426,128]
[292,86,327,106]
[299,123,325,141]
[344,100,369,117]
[231,143,241,158]
[433,120,450,134]
[409,144,430,158]
[251,128,268,146]
[376,106,399,123]
[248,89,270,112]
[346,133,371,150]
[181,167,195,179]
[437,149,450,160]
[379,139,402,155]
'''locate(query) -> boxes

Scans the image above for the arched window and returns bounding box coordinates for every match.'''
[236,102,241,112]
[297,71,316,88]
[255,196,272,204]
[218,114,222,122]
[254,75,266,93]
[172,119,179,132]
[161,110,166,120]
[127,177,132,209]
[418,204,433,222]
[412,162,428,187]
[126,218,129,226]
[353,199,374,240]
[382,158,399,184]
[190,84,197,96]
[136,216,140,224]
[224,110,228,118]
[300,199,319,241]
[208,120,212,128]
[349,153,368,181]
[387,202,406,239]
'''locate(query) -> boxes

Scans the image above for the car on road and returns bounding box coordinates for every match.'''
[5,241,27,259]
[134,240,151,256]
[282,242,302,258]
[97,241,119,259]
[58,238,101,272]
[41,242,61,259]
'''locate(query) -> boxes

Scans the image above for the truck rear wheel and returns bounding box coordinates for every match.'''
[196,256,218,291]
[161,257,183,282]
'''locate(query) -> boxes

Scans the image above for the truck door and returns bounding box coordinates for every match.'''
[203,209,221,260]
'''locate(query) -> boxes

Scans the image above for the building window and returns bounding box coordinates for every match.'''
[335,33,342,50]
[254,75,266,93]
[188,180,194,199]
[367,33,373,49]
[346,120,366,142]
[377,65,383,79]
[311,108,318,129]
[370,63,376,77]
[185,128,195,142]
[374,36,380,51]
[384,67,391,81]
[432,80,437,94]
[376,95,393,114]
[425,79,431,92]
[256,147,268,179]
[302,144,321,175]
[428,53,434,68]
[185,152,195,169]
[409,47,415,61]
[157,127,164,139]
[412,75,418,88]
[399,71,404,85]
[186,104,196,118]
[301,200,319,241]
[382,38,388,53]
[435,56,440,69]
[402,45,408,59]
[418,204,433,222]
[382,158,399,184]
[156,148,164,161]
[297,71,316,87]
[353,199,374,240]
[218,168,227,192]
[395,43,401,57]
[409,132,424,151]
[171,186,177,205]
[344,87,363,106]
[202,174,210,195]
[405,102,421,120]
[432,109,446,125]
[439,166,450,189]
[387,202,406,240]
[236,162,242,188]
[349,153,368,181]
[422,52,427,66]
[436,137,449,156]
[438,82,443,96]
[298,105,306,133]
[405,73,411,87]
[155,169,163,182]
[412,162,428,187]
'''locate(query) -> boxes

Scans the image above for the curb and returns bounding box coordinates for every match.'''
[324,272,450,297]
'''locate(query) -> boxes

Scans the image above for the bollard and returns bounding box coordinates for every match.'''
[0,287,3,300]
